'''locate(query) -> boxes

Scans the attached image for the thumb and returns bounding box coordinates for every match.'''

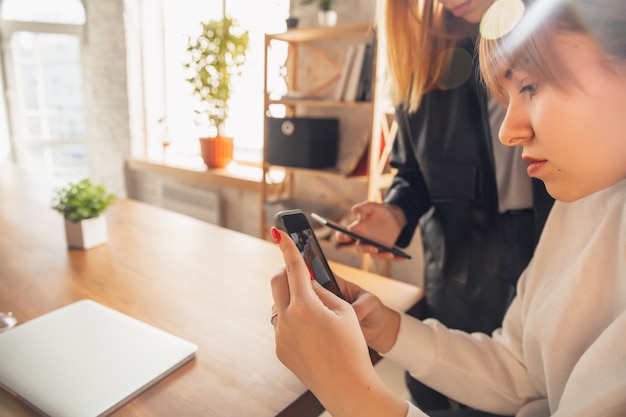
[311,279,349,313]
[272,227,316,301]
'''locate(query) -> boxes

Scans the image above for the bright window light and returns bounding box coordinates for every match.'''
[0,0,87,180]
[162,0,289,162]
[1,0,85,24]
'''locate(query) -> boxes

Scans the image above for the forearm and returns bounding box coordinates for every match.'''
[384,314,537,413]
[319,365,408,417]
[384,203,408,229]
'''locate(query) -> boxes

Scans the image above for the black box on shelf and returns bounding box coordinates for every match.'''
[267,117,339,169]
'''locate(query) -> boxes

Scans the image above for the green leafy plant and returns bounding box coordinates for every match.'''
[301,0,334,11]
[51,179,115,223]
[184,16,249,137]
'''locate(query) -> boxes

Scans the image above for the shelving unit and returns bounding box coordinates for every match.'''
[261,22,398,247]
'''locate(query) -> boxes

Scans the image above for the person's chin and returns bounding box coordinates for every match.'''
[544,182,586,203]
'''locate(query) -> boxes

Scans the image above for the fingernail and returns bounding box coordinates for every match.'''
[306,265,315,281]
[271,227,281,244]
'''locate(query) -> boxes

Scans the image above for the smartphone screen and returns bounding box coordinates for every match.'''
[310,213,412,260]
[274,210,344,299]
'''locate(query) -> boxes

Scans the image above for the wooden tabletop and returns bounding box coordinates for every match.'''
[0,164,423,417]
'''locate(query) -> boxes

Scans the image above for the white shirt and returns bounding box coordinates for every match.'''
[386,180,626,417]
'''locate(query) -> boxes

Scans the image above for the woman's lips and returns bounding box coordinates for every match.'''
[523,156,548,177]
[449,0,472,17]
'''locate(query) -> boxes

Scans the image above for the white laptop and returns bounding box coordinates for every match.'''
[0,299,197,417]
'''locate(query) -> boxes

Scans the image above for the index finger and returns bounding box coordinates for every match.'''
[272,228,315,306]
[351,201,375,219]
[334,228,355,243]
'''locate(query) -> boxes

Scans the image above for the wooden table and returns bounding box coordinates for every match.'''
[0,164,423,417]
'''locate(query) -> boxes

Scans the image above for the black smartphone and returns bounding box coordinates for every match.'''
[274,209,344,299]
[311,212,412,260]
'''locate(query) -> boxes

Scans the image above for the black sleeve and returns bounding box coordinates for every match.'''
[384,106,433,248]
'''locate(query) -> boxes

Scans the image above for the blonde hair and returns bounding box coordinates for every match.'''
[377,0,476,113]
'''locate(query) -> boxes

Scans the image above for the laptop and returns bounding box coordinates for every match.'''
[0,299,198,417]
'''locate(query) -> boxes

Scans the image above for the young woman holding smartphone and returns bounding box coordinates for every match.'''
[269,0,626,415]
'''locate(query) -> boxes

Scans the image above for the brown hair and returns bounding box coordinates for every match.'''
[479,0,626,105]
[377,0,475,112]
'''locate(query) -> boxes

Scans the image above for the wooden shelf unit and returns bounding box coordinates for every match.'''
[261,21,398,244]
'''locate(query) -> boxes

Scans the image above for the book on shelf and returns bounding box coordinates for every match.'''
[334,45,356,101]
[355,40,376,102]
[342,42,367,102]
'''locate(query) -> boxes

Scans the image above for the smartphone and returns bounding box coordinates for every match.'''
[274,209,344,299]
[311,212,412,260]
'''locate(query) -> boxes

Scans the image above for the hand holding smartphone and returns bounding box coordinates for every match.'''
[274,209,344,299]
[311,213,412,260]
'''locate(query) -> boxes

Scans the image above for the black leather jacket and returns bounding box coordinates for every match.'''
[384,39,554,333]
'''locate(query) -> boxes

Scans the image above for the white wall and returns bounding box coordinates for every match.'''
[0,61,10,163]
[81,0,156,197]
[294,0,376,27]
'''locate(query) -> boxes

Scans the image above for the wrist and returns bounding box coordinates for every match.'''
[384,204,407,229]
[369,308,401,354]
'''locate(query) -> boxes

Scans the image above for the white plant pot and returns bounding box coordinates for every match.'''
[318,10,337,27]
[64,216,108,250]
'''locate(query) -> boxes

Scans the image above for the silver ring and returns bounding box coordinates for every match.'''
[270,311,278,325]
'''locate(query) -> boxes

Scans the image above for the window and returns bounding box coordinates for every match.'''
[0,0,87,180]
[0,0,291,176]
[159,0,289,162]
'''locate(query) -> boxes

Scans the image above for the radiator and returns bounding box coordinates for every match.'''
[161,183,221,225]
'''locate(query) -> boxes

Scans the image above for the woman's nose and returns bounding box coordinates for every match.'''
[499,103,532,146]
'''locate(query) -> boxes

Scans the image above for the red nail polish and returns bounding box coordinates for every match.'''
[271,227,281,244]
[306,266,315,281]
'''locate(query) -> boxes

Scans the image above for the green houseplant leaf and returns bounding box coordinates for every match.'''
[184,16,249,137]
[51,179,115,223]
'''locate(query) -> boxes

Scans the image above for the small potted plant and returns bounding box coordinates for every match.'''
[51,179,115,249]
[301,0,337,26]
[184,15,249,169]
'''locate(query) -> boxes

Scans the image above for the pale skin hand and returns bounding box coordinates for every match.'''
[339,278,402,354]
[270,229,406,417]
[335,202,407,260]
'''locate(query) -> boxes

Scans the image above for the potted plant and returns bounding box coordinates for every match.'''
[300,0,337,26]
[51,179,115,249]
[184,15,249,169]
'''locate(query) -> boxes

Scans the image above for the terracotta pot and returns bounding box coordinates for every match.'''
[199,136,234,168]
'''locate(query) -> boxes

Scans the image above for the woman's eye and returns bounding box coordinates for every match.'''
[520,82,539,98]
